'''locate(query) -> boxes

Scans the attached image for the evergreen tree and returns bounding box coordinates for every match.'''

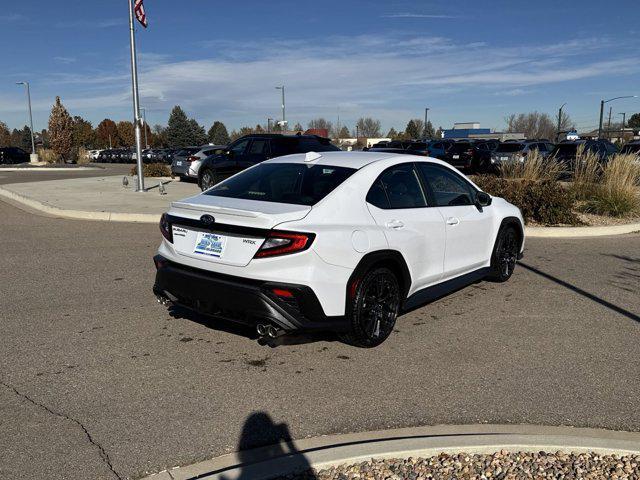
[423,121,435,139]
[338,126,350,138]
[293,122,304,132]
[165,106,194,147]
[386,127,398,138]
[72,116,95,148]
[48,96,73,160]
[189,118,208,145]
[96,119,118,148]
[627,113,640,129]
[207,121,230,145]
[405,119,421,139]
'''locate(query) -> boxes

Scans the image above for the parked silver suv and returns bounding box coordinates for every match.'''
[171,144,226,181]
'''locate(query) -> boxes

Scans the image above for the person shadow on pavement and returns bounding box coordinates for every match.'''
[219,412,317,480]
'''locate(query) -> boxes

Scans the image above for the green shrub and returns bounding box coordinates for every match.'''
[130,163,171,177]
[475,175,580,225]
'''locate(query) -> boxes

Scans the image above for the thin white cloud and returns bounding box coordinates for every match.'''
[53,56,76,64]
[55,18,125,28]
[2,32,638,130]
[381,13,458,18]
[0,13,26,23]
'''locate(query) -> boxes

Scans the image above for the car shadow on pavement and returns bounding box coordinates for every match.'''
[167,304,340,348]
[519,261,640,323]
[216,412,317,480]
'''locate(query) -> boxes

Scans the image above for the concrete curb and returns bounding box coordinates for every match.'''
[526,223,640,238]
[0,186,160,223]
[141,424,640,480]
[1,184,639,235]
[0,167,100,172]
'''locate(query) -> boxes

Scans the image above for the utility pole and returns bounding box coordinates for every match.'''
[109,134,112,149]
[16,81,36,159]
[619,112,627,143]
[556,103,566,142]
[606,107,612,140]
[424,107,430,139]
[267,118,272,133]
[128,0,145,191]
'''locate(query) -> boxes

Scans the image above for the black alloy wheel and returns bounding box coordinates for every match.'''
[488,226,519,282]
[342,267,400,347]
[200,169,218,191]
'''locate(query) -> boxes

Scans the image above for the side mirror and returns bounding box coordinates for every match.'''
[476,191,492,208]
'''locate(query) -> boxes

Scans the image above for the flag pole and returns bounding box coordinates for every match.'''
[128,0,145,192]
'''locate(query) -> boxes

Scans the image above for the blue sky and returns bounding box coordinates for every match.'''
[1,0,639,135]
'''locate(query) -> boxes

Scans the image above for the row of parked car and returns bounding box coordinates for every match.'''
[366,137,626,173]
[91,148,181,164]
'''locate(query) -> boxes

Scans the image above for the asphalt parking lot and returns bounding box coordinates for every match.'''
[0,180,639,480]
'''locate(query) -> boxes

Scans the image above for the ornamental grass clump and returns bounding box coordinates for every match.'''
[580,153,640,217]
[498,149,561,182]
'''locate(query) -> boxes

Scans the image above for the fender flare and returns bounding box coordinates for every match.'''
[346,250,412,304]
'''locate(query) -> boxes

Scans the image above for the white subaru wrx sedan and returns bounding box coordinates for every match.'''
[153,151,524,347]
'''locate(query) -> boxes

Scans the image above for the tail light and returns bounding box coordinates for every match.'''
[186,155,199,162]
[159,213,173,242]
[254,231,315,258]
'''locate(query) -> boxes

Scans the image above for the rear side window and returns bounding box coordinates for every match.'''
[367,163,427,209]
[418,163,475,207]
[205,163,356,206]
[294,138,340,152]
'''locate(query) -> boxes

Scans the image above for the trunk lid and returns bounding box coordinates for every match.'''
[167,194,311,266]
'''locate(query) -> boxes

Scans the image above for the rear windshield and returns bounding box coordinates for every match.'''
[451,142,472,153]
[176,147,200,156]
[407,143,427,150]
[552,144,579,155]
[204,163,356,206]
[271,138,340,156]
[496,143,525,153]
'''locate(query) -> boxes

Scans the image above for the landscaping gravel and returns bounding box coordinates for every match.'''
[276,451,640,479]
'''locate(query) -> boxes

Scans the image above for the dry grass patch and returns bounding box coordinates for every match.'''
[498,149,561,182]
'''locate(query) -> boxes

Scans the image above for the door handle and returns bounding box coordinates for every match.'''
[446,217,460,226]
[385,220,404,229]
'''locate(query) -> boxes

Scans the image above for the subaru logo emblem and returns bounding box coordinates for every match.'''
[200,214,215,225]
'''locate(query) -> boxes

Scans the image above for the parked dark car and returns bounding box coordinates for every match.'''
[490,140,555,167]
[620,140,640,157]
[422,139,455,160]
[0,147,29,164]
[549,139,617,169]
[197,134,340,190]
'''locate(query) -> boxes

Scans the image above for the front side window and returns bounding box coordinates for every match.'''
[205,163,355,206]
[418,163,475,207]
[366,163,427,209]
[249,139,268,154]
[230,139,250,155]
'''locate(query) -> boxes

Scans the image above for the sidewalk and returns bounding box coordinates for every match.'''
[0,175,197,222]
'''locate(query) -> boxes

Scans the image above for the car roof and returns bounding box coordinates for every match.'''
[263,150,449,170]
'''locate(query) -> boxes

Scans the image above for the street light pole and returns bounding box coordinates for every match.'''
[556,103,566,142]
[275,86,285,127]
[267,118,273,133]
[424,107,430,139]
[16,81,36,156]
[141,108,148,148]
[598,95,637,139]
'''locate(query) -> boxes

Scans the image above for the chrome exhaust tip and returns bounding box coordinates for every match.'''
[256,323,267,336]
[156,294,171,306]
[266,325,278,338]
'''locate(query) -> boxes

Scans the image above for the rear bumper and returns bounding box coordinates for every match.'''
[153,255,347,333]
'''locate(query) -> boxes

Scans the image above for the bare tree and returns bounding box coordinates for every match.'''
[307,118,333,132]
[356,117,382,137]
[505,111,561,140]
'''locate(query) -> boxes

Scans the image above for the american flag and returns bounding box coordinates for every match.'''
[134,0,147,28]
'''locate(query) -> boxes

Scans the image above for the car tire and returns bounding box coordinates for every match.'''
[340,267,400,348]
[178,175,188,182]
[199,168,218,191]
[486,226,519,282]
